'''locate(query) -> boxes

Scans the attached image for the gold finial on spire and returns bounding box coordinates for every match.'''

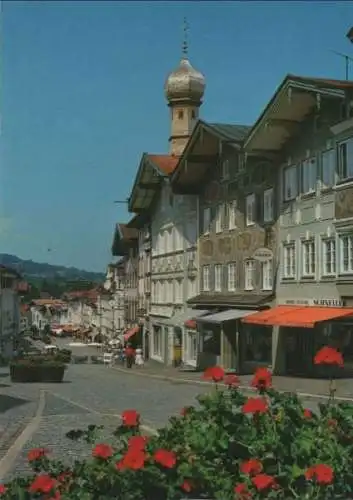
[182,17,189,57]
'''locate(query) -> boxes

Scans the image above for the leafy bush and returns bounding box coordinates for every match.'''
[2,346,353,499]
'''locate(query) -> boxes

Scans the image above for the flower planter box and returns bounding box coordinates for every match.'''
[10,364,66,383]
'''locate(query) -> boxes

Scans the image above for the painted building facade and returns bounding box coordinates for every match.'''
[242,75,353,375]
[0,266,21,359]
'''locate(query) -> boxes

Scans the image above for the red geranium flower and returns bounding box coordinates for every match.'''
[92,443,113,459]
[252,473,276,491]
[251,367,272,390]
[128,435,148,451]
[234,482,251,499]
[240,458,263,475]
[180,406,193,416]
[242,397,268,414]
[224,374,239,387]
[314,346,343,366]
[0,485,6,495]
[181,480,192,492]
[122,409,140,427]
[116,449,146,470]
[153,449,177,468]
[29,474,57,494]
[28,447,49,462]
[305,464,334,484]
[303,408,312,419]
[203,366,225,382]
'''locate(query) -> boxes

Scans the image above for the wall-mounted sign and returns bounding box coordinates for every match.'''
[252,247,273,262]
[283,299,345,308]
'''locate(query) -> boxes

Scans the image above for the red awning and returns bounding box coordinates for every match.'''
[124,326,139,341]
[242,305,353,328]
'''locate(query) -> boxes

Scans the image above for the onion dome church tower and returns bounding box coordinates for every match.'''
[164,19,206,156]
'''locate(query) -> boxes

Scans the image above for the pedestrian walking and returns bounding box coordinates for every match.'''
[125,344,135,369]
[135,346,144,367]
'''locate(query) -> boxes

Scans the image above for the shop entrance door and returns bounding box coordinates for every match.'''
[285,328,314,375]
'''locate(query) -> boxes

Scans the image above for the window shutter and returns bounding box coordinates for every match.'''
[222,264,228,292]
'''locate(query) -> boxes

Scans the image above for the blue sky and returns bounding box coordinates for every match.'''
[2,1,352,272]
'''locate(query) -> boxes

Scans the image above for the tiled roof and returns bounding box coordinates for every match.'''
[148,154,179,175]
[208,123,252,142]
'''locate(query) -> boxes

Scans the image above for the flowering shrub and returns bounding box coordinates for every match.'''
[2,346,353,499]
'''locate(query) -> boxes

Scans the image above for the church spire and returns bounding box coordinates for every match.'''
[182,17,189,58]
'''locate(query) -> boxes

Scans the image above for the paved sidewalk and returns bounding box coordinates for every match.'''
[113,362,353,401]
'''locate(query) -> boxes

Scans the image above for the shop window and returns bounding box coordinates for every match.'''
[202,329,221,356]
[244,325,272,363]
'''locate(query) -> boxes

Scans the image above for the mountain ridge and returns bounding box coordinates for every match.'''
[0,254,105,282]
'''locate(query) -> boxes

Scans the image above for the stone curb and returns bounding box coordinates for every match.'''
[112,366,353,403]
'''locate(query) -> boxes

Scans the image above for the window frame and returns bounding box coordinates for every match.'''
[214,264,222,292]
[261,259,273,291]
[283,165,298,201]
[301,157,317,195]
[263,188,274,223]
[321,149,336,189]
[203,207,211,235]
[302,239,316,278]
[337,137,353,182]
[215,204,224,234]
[245,193,256,227]
[244,259,255,291]
[228,200,237,230]
[227,262,236,292]
[322,237,336,276]
[339,233,353,274]
[283,243,296,279]
[202,265,210,291]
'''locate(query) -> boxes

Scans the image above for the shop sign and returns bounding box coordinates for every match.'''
[283,299,345,307]
[312,299,345,307]
[252,247,273,262]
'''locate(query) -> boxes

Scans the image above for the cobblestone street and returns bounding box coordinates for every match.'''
[0,343,322,482]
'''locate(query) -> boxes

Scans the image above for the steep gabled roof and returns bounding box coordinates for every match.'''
[128,153,178,213]
[111,217,138,257]
[244,73,353,153]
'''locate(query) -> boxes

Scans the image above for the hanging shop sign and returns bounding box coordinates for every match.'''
[252,247,273,262]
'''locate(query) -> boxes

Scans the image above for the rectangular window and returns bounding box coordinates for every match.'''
[228,201,237,230]
[244,260,255,290]
[203,207,211,234]
[283,165,298,201]
[246,194,256,226]
[322,238,336,275]
[283,243,296,278]
[227,263,236,292]
[202,265,210,291]
[261,260,273,290]
[321,149,335,188]
[215,205,224,233]
[152,326,162,357]
[215,264,222,292]
[302,240,316,277]
[263,188,274,223]
[338,138,353,181]
[301,158,317,194]
[340,234,353,273]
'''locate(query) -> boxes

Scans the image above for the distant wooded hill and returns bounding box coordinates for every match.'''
[0,254,104,282]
